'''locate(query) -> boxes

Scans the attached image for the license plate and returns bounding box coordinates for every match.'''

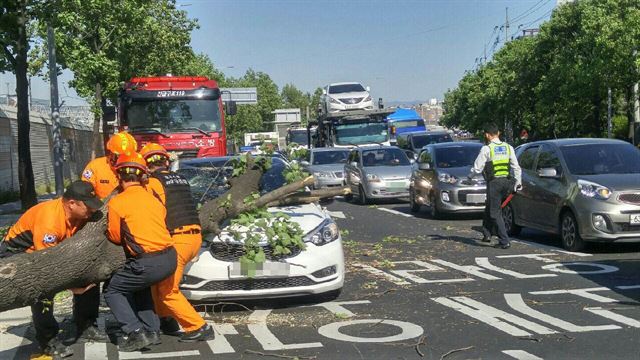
[228,262,290,279]
[630,214,640,225]
[466,194,486,204]
[387,181,407,190]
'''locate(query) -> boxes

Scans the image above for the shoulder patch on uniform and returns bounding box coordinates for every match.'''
[83,169,93,180]
[43,234,57,244]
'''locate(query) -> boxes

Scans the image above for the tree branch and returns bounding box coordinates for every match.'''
[1,43,17,67]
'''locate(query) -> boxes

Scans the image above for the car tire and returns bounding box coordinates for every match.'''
[359,185,369,205]
[561,211,585,252]
[409,188,421,212]
[344,192,354,202]
[429,193,442,219]
[502,203,522,236]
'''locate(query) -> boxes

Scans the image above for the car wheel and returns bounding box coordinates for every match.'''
[429,193,442,219]
[359,185,369,205]
[502,203,522,236]
[561,212,585,252]
[344,192,354,202]
[409,188,421,212]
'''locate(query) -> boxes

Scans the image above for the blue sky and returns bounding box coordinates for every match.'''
[7,0,558,106]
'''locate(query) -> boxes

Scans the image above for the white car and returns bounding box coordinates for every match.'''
[176,156,344,301]
[321,82,374,114]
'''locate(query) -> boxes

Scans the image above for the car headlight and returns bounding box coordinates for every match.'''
[314,171,332,178]
[366,173,382,183]
[364,95,372,102]
[577,179,611,200]
[329,97,341,104]
[438,173,458,184]
[304,219,339,246]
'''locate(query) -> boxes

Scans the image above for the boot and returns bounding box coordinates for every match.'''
[119,329,151,352]
[76,324,109,342]
[179,324,213,343]
[160,317,181,336]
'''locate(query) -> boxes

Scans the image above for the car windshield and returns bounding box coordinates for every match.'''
[412,133,453,148]
[434,145,481,168]
[176,157,288,204]
[288,131,309,145]
[312,150,349,165]
[126,99,221,133]
[362,148,410,167]
[560,143,640,175]
[392,120,425,128]
[329,84,366,94]
[335,123,388,145]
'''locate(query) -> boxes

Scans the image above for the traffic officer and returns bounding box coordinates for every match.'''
[140,143,213,342]
[82,132,138,199]
[0,181,103,358]
[104,152,177,352]
[468,123,522,249]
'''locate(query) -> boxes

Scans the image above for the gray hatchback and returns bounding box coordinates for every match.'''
[504,138,640,251]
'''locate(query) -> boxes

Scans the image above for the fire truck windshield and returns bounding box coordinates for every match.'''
[126,99,221,134]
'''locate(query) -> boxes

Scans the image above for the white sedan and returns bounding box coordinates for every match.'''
[176,156,344,301]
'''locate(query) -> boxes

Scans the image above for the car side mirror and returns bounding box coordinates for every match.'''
[418,162,431,170]
[225,101,237,116]
[350,161,358,167]
[300,160,310,167]
[366,86,371,92]
[538,168,560,179]
[322,89,327,95]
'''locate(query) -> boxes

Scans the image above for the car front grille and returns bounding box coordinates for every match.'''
[458,189,486,206]
[339,97,363,104]
[618,193,640,205]
[210,243,302,262]
[198,276,317,291]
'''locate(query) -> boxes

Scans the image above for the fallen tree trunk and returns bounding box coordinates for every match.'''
[0,165,348,313]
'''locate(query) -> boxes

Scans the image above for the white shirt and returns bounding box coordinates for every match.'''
[469,138,522,186]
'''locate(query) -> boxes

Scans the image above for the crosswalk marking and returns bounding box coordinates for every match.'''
[84,342,108,359]
[378,208,413,218]
[502,350,544,360]
[118,350,201,359]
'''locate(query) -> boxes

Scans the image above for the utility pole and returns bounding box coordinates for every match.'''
[607,88,612,138]
[5,82,9,105]
[47,25,64,196]
[505,7,510,44]
[633,50,640,146]
[483,44,487,64]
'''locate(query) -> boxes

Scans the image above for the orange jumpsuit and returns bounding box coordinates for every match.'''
[82,157,119,199]
[1,198,77,255]
[147,175,205,332]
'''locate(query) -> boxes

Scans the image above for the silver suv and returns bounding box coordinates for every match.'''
[504,138,640,251]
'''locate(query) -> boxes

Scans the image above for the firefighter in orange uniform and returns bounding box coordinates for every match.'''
[0,181,103,358]
[140,143,213,342]
[82,132,138,199]
[104,152,177,352]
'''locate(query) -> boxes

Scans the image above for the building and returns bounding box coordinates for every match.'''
[0,102,94,193]
[414,101,443,128]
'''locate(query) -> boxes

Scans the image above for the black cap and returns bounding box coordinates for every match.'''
[63,181,103,209]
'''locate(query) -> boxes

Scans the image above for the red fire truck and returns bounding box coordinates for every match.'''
[117,76,236,158]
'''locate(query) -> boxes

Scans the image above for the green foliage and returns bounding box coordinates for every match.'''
[0,226,10,240]
[283,162,309,184]
[442,0,640,141]
[612,115,629,139]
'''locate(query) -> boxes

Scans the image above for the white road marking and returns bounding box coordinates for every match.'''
[248,310,323,350]
[431,259,502,280]
[497,253,559,263]
[617,285,640,290]
[84,342,108,359]
[391,260,473,284]
[354,263,411,285]
[309,300,371,317]
[432,296,556,336]
[504,293,620,332]
[328,211,346,219]
[317,319,423,343]
[541,262,619,275]
[475,257,556,279]
[512,240,591,257]
[530,287,618,303]
[207,322,239,354]
[118,350,201,359]
[377,208,413,218]
[502,349,544,360]
[0,325,29,360]
[585,307,640,328]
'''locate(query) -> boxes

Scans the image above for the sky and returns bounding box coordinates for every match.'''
[3,0,558,106]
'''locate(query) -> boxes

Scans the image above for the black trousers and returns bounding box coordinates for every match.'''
[30,284,100,348]
[104,247,177,335]
[482,177,515,245]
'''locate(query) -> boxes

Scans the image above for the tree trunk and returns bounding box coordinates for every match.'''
[15,3,37,211]
[91,83,103,160]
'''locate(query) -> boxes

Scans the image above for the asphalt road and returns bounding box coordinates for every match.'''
[3,198,640,360]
